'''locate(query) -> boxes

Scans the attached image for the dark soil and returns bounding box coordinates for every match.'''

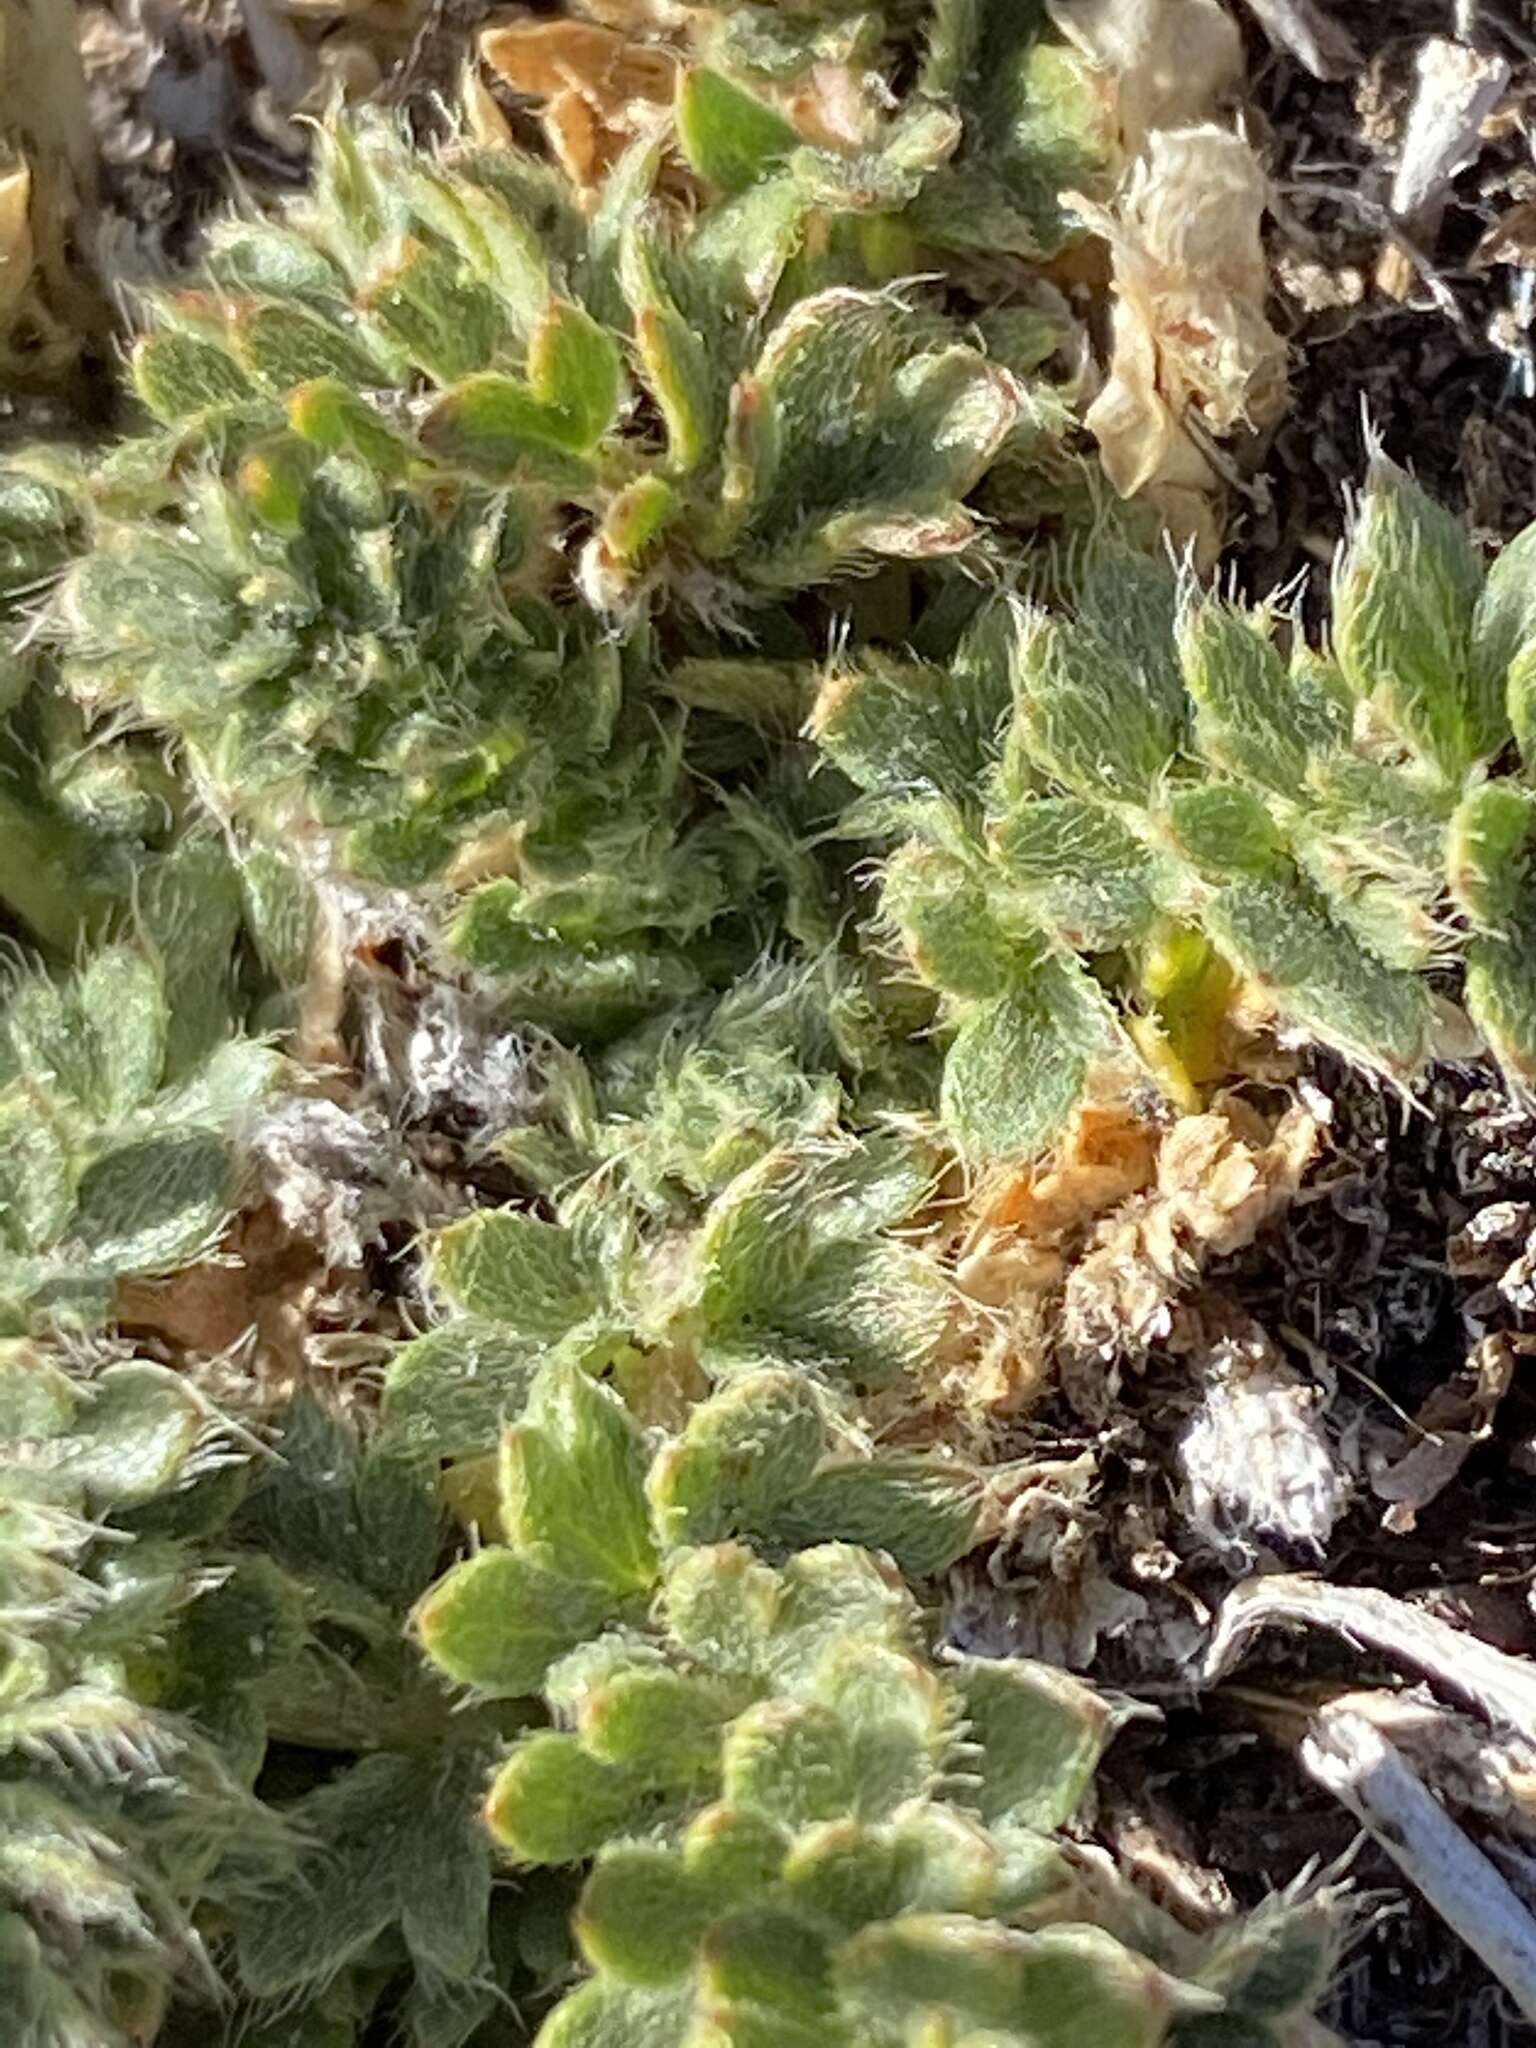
[1239,0,1536,596]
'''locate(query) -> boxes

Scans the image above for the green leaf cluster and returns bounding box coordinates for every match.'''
[411,1357,1331,2048]
[0,12,1467,2041]
[812,462,1536,1155]
[0,934,280,1332]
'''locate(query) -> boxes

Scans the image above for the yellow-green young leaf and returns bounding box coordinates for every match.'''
[427,1209,605,1337]
[63,531,241,678]
[677,69,800,194]
[499,1362,659,1596]
[412,1548,614,1696]
[452,181,556,338]
[733,328,1016,587]
[647,1370,826,1549]
[1009,607,1181,802]
[698,1906,837,2025]
[766,1457,984,1580]
[780,1236,952,1394]
[305,115,396,275]
[1202,876,1433,1078]
[380,1322,540,1460]
[236,845,318,991]
[660,1543,783,1678]
[1161,783,1287,884]
[529,299,625,450]
[768,1544,917,1685]
[682,1802,789,1903]
[288,376,414,479]
[690,172,814,310]
[721,1699,854,1828]
[637,303,719,477]
[543,1629,666,1721]
[205,221,349,305]
[1466,936,1536,1085]
[362,234,506,382]
[838,1918,1218,2045]
[131,330,253,422]
[622,223,723,474]
[237,434,320,534]
[716,371,780,542]
[418,374,596,483]
[781,1819,906,1933]
[76,947,167,1121]
[232,300,397,390]
[1332,452,1489,780]
[810,649,1009,804]
[5,973,89,1100]
[881,843,1021,1000]
[594,474,678,573]
[1297,752,1453,935]
[485,1731,645,1863]
[940,954,1121,1164]
[887,1804,1004,1916]
[534,1980,696,2048]
[0,1344,76,1436]
[65,1362,206,1507]
[813,1641,949,1819]
[686,1152,809,1331]
[576,1846,712,1985]
[1476,523,1536,759]
[953,1658,1111,1828]
[578,1666,738,1780]
[1447,780,1536,935]
[795,1132,941,1244]
[1178,597,1346,794]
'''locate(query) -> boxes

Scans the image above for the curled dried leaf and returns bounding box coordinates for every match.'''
[1072,125,1287,563]
[1059,1097,1319,1406]
[1051,0,1243,153]
[479,17,678,186]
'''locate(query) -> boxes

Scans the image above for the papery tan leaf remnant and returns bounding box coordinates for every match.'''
[1051,0,1243,153]
[0,0,107,388]
[1072,123,1289,563]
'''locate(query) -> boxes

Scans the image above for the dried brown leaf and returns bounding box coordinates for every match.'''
[1059,1099,1319,1407]
[1371,1333,1518,1532]
[1072,125,1288,563]
[478,16,677,185]
[0,164,35,321]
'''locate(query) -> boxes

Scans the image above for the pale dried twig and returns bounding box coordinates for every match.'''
[1303,1710,1536,2024]
[1206,1574,1536,1740]
[1236,0,1362,80]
